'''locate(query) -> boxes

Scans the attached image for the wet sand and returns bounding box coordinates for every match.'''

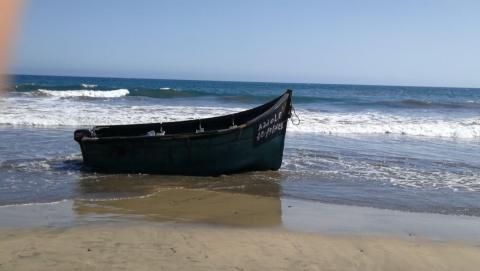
[1,188,480,270]
[74,188,282,227]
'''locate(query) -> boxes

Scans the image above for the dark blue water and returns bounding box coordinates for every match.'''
[12,74,480,111]
[1,75,480,216]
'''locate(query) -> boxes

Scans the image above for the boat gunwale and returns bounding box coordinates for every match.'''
[80,90,292,142]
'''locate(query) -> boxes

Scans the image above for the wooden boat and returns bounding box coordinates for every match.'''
[74,89,293,175]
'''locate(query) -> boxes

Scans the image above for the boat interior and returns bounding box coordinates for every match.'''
[90,92,288,138]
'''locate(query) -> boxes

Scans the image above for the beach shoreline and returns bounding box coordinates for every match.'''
[1,188,480,241]
[1,189,480,270]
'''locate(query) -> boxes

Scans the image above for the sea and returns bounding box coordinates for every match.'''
[1,74,480,217]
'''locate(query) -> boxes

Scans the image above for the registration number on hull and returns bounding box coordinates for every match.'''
[254,104,287,145]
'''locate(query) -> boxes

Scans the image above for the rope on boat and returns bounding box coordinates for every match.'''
[290,104,301,126]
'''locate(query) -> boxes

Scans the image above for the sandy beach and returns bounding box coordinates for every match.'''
[1,224,480,271]
[1,188,480,270]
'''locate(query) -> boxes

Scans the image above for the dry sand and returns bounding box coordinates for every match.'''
[1,225,480,271]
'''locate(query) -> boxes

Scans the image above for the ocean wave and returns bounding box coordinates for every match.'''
[0,154,84,173]
[81,83,97,88]
[380,99,480,109]
[0,199,70,208]
[38,88,129,98]
[282,149,480,192]
[129,88,208,98]
[16,83,82,92]
[0,97,244,126]
[289,110,480,139]
[1,96,480,139]
[12,84,480,108]
[17,85,210,99]
[14,84,340,102]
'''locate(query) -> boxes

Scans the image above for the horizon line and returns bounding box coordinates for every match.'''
[9,73,480,90]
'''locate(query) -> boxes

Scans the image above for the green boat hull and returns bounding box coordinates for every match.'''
[75,90,292,176]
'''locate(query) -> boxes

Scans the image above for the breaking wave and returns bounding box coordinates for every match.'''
[289,109,480,139]
[380,99,480,109]
[11,83,480,108]
[1,96,480,139]
[38,88,129,98]
[81,83,97,88]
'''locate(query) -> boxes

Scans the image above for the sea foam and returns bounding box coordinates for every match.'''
[38,89,129,98]
[288,109,480,139]
[1,96,480,139]
[81,83,98,88]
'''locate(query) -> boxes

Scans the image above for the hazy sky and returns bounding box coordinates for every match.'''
[13,0,480,87]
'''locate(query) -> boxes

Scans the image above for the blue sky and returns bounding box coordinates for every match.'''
[13,0,480,87]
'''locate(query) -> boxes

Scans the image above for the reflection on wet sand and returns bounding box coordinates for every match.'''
[74,172,283,227]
